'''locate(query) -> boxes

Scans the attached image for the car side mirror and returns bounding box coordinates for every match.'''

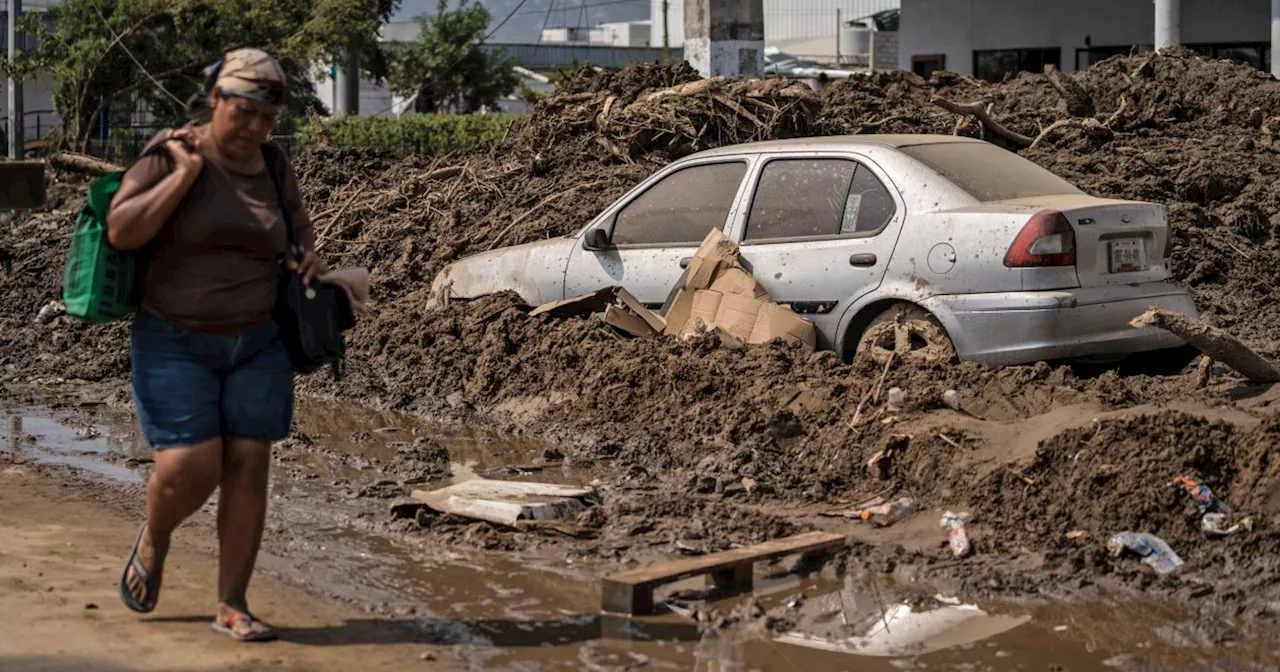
[583,228,610,251]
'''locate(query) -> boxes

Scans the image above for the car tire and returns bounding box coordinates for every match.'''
[856,304,956,366]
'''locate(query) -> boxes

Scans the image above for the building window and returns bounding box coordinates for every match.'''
[912,54,946,79]
[973,48,1061,82]
[1076,46,1150,70]
[1189,42,1269,71]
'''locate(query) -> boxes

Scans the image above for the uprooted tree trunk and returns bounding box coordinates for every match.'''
[1130,308,1280,383]
[49,152,123,177]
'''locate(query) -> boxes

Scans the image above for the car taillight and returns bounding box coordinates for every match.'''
[1003,210,1076,268]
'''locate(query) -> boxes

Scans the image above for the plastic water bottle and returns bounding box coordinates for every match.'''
[943,390,960,411]
[1107,531,1183,575]
[1169,476,1231,515]
[860,498,916,527]
[940,511,972,557]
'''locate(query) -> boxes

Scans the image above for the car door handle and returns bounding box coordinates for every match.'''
[850,253,877,267]
[680,257,692,269]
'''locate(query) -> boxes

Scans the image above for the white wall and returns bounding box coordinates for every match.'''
[0,73,60,141]
[652,0,685,48]
[900,0,1272,74]
[655,0,899,49]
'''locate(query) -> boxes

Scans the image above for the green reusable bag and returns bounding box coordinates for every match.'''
[61,171,141,323]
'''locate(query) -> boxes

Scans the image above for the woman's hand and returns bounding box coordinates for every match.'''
[163,128,204,184]
[289,250,329,286]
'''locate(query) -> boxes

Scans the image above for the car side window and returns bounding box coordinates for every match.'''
[744,158,897,241]
[611,162,748,246]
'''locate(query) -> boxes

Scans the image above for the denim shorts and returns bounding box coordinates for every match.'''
[130,310,295,450]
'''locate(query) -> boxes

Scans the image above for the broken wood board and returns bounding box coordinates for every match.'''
[614,287,666,333]
[600,531,846,615]
[1130,308,1280,383]
[411,479,597,527]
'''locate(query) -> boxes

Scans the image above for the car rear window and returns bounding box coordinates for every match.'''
[899,142,1083,202]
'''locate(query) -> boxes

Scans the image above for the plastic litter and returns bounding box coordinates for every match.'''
[1202,513,1254,537]
[858,498,916,527]
[1169,476,1231,515]
[34,300,64,325]
[943,390,960,411]
[1107,532,1184,575]
[940,511,972,557]
[887,387,904,411]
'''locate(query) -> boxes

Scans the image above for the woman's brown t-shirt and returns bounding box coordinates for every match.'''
[124,131,315,335]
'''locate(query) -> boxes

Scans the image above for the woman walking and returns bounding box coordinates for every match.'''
[107,48,326,642]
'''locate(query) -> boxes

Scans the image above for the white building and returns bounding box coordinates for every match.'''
[898,0,1274,80]
[1,1,61,146]
[540,21,652,47]
[652,0,899,53]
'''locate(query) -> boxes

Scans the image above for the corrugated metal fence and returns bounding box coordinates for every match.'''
[483,42,681,70]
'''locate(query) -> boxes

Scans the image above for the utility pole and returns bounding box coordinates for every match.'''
[1271,0,1280,78]
[662,0,670,62]
[835,8,841,65]
[1154,0,1180,51]
[7,0,24,159]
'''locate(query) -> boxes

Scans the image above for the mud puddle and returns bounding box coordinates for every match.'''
[3,398,1274,671]
[2,407,147,484]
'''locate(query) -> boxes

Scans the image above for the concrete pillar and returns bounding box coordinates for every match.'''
[1272,0,1280,77]
[1154,0,1180,51]
[334,51,359,115]
[684,0,764,78]
[7,0,24,159]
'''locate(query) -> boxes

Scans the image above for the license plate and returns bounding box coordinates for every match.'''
[1109,239,1147,273]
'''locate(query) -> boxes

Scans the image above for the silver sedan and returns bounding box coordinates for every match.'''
[430,135,1198,367]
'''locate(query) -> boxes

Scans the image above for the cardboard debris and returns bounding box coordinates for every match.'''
[662,229,816,351]
[532,286,665,337]
[410,479,598,527]
[531,229,816,350]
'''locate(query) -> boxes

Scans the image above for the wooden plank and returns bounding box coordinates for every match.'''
[603,304,658,338]
[411,479,593,501]
[600,531,845,614]
[529,287,617,317]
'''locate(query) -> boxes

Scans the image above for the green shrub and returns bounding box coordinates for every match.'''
[291,113,522,156]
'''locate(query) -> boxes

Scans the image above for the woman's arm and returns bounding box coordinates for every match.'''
[278,151,328,284]
[106,130,204,251]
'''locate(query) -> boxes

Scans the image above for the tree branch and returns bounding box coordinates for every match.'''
[931,96,1034,148]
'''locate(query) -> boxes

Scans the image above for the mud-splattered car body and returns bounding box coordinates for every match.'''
[430,135,1198,365]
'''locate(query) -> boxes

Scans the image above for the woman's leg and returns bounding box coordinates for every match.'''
[211,318,294,639]
[124,311,226,612]
[216,438,270,620]
[124,439,223,607]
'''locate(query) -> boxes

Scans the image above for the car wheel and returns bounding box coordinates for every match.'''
[856,305,956,366]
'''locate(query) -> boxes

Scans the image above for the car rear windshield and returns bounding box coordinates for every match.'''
[899,142,1083,202]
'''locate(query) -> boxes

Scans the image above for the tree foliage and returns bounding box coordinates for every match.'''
[1,0,399,148]
[385,0,519,114]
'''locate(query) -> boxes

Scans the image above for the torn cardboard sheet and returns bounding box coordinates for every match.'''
[411,479,598,527]
[532,286,665,337]
[662,229,816,350]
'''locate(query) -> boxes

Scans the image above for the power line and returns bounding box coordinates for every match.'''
[87,0,186,107]
[538,0,556,43]
[511,0,647,21]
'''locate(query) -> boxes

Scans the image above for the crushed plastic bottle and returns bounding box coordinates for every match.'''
[943,390,960,412]
[34,300,64,325]
[1202,513,1254,537]
[940,511,972,557]
[858,497,916,527]
[1107,532,1184,575]
[1169,476,1231,515]
[887,387,905,411]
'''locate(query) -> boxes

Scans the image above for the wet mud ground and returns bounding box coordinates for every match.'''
[2,382,1279,671]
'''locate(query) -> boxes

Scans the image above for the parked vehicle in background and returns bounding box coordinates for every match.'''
[430,135,1199,370]
[763,47,860,82]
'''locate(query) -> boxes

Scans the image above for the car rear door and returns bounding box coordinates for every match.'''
[562,158,753,306]
[727,153,906,349]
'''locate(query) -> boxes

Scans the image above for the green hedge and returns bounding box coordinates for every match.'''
[292,113,522,156]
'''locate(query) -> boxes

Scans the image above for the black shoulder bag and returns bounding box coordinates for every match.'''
[262,143,355,379]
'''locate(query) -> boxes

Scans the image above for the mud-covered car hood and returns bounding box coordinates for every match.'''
[428,237,574,308]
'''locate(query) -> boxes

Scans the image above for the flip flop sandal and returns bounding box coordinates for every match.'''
[212,610,278,642]
[118,521,161,613]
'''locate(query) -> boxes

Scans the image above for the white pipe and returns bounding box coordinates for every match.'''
[1155,0,1180,51]
[1272,0,1280,77]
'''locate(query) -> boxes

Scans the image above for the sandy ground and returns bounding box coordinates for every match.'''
[0,458,447,672]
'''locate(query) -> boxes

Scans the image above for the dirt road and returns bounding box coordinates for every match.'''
[0,456,446,672]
